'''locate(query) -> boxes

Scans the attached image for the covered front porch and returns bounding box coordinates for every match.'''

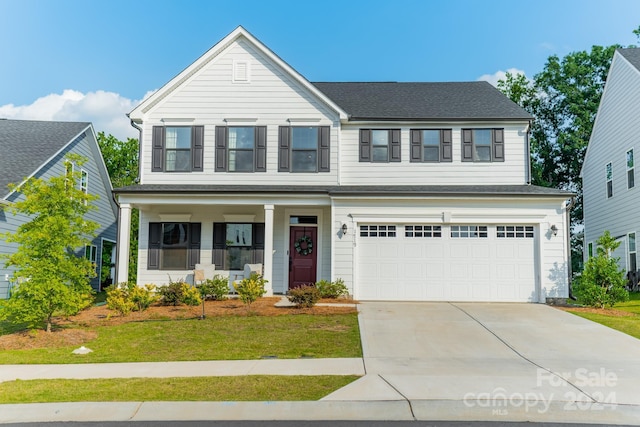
[113,188,334,295]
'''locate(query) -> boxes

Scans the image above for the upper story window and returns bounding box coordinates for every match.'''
[410,129,452,162]
[278,126,330,173]
[629,232,637,272]
[461,129,504,162]
[148,222,201,270]
[627,149,635,189]
[359,129,401,162]
[64,161,74,189]
[587,242,593,258]
[152,125,204,172]
[215,126,266,172]
[606,162,613,198]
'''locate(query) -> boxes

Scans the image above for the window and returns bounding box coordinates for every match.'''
[360,225,396,237]
[461,129,504,162]
[215,126,266,172]
[451,225,488,238]
[359,129,401,162]
[405,225,441,237]
[497,225,534,238]
[587,242,594,259]
[64,161,74,188]
[148,223,201,270]
[410,129,452,162]
[212,223,265,270]
[606,162,613,198]
[627,149,635,189]
[629,232,637,272]
[278,126,330,172]
[85,245,97,263]
[151,126,204,172]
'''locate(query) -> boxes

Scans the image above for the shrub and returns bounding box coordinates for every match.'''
[235,273,267,310]
[287,285,320,308]
[130,284,157,311]
[315,278,348,299]
[106,282,157,316]
[197,275,229,301]
[181,284,202,306]
[106,284,134,316]
[158,279,202,306]
[573,230,629,308]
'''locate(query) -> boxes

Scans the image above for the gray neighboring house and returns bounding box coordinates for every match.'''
[582,48,640,285]
[0,119,118,298]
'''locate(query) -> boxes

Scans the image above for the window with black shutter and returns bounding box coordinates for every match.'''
[461,128,504,162]
[212,223,266,270]
[151,125,205,172]
[360,129,401,162]
[215,126,267,172]
[147,222,201,270]
[278,126,330,172]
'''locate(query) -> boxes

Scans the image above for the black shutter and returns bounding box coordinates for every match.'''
[255,126,267,172]
[359,129,371,162]
[215,126,227,172]
[462,129,474,162]
[192,126,204,171]
[152,126,165,172]
[148,223,162,270]
[188,223,201,269]
[212,223,226,269]
[390,129,401,162]
[252,223,265,264]
[493,128,505,161]
[441,129,452,162]
[318,126,330,172]
[278,126,290,172]
[410,129,422,162]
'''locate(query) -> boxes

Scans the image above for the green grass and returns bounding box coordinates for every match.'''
[0,313,362,364]
[567,292,640,340]
[0,375,360,403]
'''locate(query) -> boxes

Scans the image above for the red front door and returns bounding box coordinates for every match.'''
[289,226,317,289]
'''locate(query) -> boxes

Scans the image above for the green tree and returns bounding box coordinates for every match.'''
[0,155,98,332]
[97,132,139,282]
[573,231,628,308]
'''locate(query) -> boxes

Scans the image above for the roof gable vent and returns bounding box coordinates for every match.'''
[233,60,250,83]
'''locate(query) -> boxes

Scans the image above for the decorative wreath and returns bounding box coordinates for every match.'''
[294,235,313,256]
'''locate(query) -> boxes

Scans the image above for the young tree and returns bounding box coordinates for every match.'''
[97,132,139,282]
[0,154,98,332]
[573,231,628,308]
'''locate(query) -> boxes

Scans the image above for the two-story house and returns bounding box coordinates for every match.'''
[114,26,572,303]
[0,119,118,297]
[582,48,640,283]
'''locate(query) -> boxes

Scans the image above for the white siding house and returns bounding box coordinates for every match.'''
[115,26,572,303]
[582,48,640,281]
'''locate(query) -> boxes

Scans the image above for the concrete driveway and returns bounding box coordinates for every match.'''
[323,302,640,424]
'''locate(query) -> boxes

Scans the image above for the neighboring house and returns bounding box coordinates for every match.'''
[0,119,118,297]
[582,48,640,280]
[114,26,572,303]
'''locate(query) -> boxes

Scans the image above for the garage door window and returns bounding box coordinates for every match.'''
[405,225,441,237]
[451,225,487,238]
[360,225,396,237]
[497,225,534,238]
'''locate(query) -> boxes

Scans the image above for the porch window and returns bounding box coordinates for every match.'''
[213,222,265,270]
[148,223,201,270]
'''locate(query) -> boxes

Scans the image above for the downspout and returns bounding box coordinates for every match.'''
[525,121,532,185]
[566,196,577,300]
[129,116,143,184]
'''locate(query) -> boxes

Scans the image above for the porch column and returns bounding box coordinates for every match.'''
[263,204,274,296]
[115,203,132,285]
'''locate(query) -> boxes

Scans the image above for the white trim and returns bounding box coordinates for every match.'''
[232,59,251,83]
[223,214,256,222]
[287,118,322,124]
[224,118,258,125]
[283,208,324,292]
[99,238,117,288]
[158,213,192,222]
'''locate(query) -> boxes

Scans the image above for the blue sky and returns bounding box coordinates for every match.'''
[1,0,639,139]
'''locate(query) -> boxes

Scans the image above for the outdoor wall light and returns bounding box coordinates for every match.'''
[341,223,348,234]
[550,224,558,236]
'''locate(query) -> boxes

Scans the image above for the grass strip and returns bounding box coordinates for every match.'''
[0,375,360,403]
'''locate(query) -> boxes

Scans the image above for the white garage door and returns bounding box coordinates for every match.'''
[356,224,537,302]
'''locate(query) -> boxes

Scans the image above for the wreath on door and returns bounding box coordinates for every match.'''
[294,235,313,256]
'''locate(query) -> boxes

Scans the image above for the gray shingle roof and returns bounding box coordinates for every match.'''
[618,48,640,72]
[311,81,532,121]
[0,119,90,198]
[114,184,572,198]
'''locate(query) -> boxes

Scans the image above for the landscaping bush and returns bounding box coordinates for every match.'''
[197,275,229,301]
[158,279,201,306]
[315,278,348,299]
[106,282,156,316]
[573,230,629,308]
[235,273,267,310]
[181,285,202,306]
[287,285,321,308]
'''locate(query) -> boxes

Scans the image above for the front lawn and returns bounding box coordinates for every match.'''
[563,292,640,340]
[0,375,360,403]
[0,298,362,364]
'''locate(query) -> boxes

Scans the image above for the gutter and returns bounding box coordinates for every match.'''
[128,116,143,184]
[566,196,577,300]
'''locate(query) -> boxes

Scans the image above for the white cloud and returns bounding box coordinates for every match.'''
[477,68,528,87]
[0,90,146,141]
